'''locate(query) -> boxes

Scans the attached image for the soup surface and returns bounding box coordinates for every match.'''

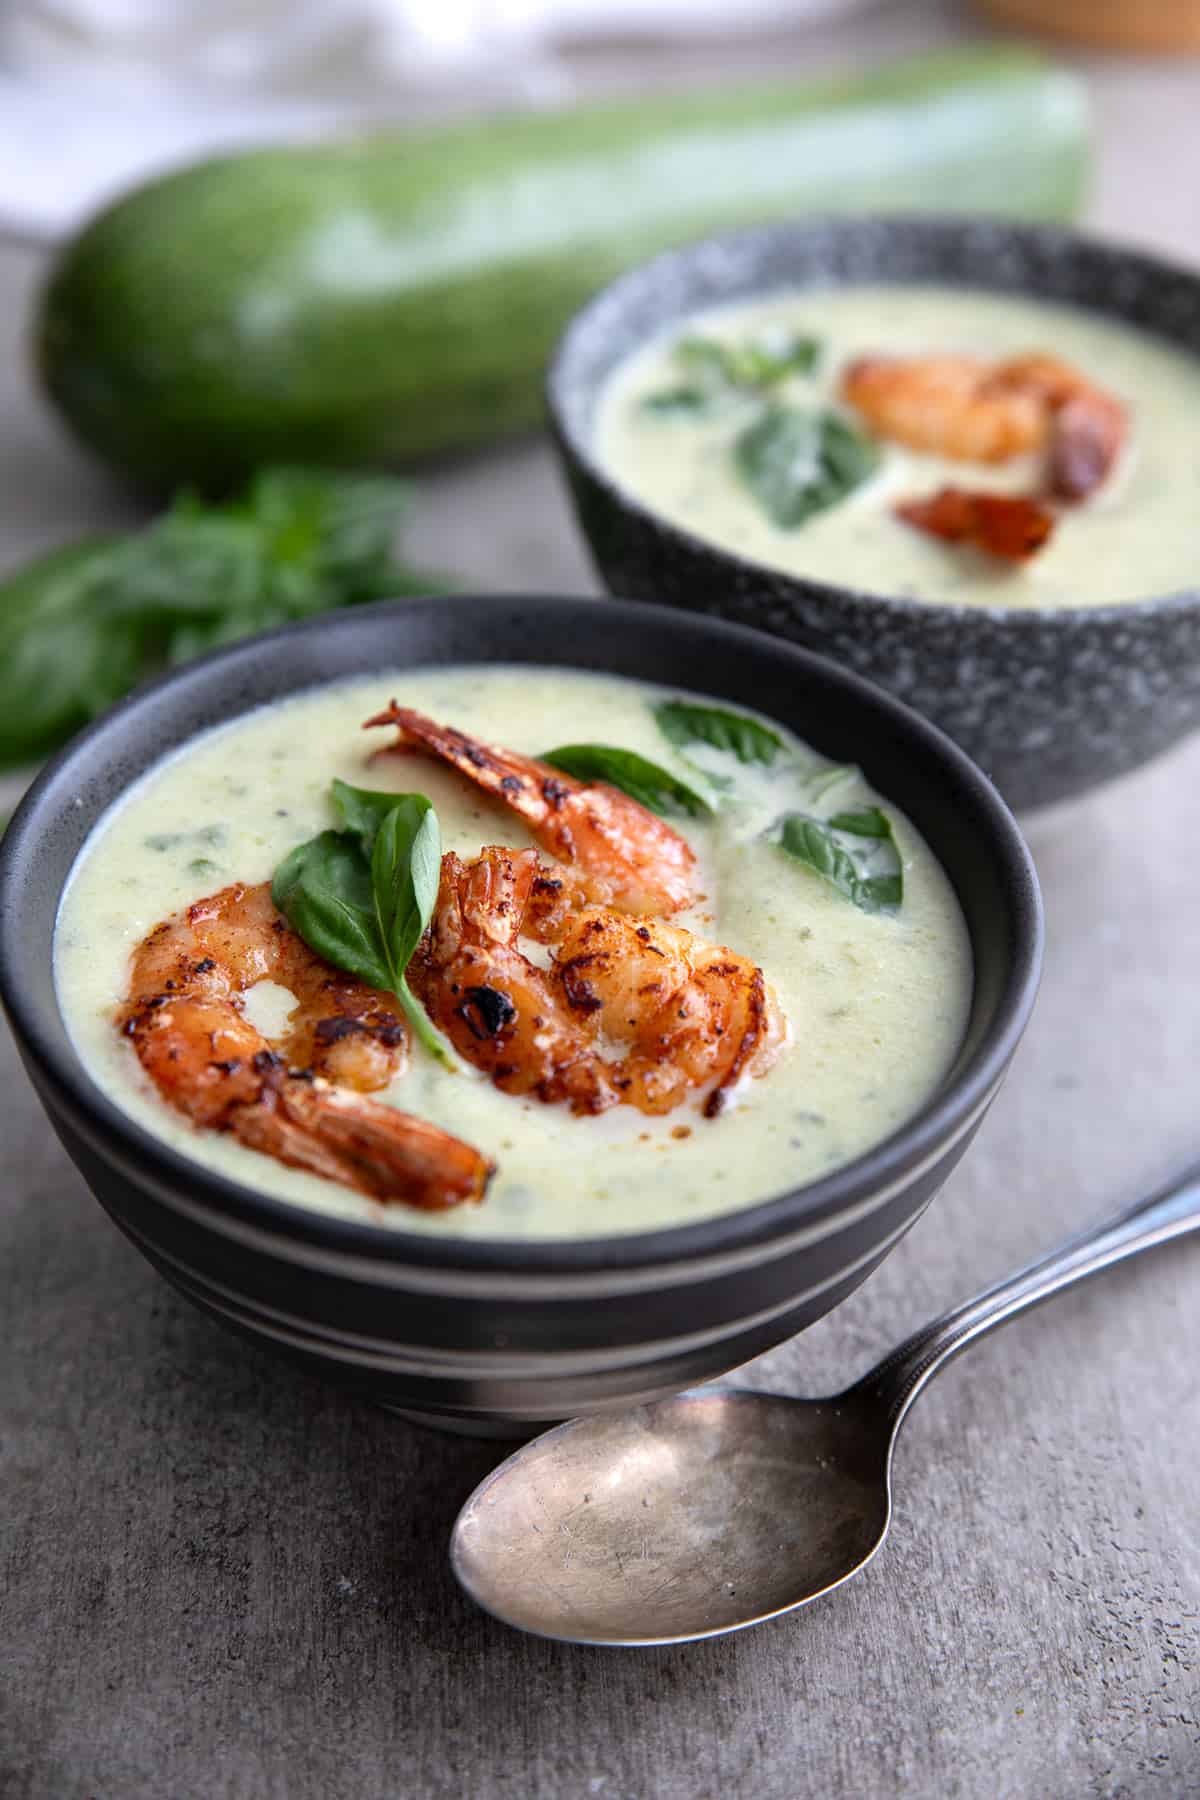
[597,285,1200,609]
[55,667,971,1238]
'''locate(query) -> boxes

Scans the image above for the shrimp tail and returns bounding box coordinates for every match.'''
[234,1076,494,1210]
[1049,393,1126,502]
[364,706,699,918]
[364,702,574,830]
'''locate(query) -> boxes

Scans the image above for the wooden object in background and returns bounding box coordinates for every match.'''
[982,0,1200,51]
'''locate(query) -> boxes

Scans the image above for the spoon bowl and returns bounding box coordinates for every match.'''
[451,1162,1200,1644]
[452,1389,889,1644]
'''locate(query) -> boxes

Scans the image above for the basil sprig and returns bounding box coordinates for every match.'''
[541,744,713,819]
[272,780,453,1067]
[642,328,821,415]
[734,405,880,529]
[641,386,711,416]
[677,330,820,389]
[0,467,450,772]
[327,778,416,851]
[654,700,783,767]
[778,805,903,913]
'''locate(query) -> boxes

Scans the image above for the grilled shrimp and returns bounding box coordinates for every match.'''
[842,354,1043,463]
[412,849,620,1115]
[120,882,492,1208]
[894,488,1056,562]
[547,902,785,1118]
[364,705,698,916]
[412,848,784,1119]
[840,351,1125,500]
[989,354,1126,501]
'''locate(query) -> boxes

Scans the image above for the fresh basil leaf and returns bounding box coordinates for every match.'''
[828,806,893,840]
[654,700,783,767]
[370,798,439,974]
[678,330,820,389]
[742,329,821,384]
[0,538,142,768]
[779,817,862,905]
[368,799,449,1065]
[778,807,903,912]
[640,385,713,415]
[541,743,713,819]
[331,783,440,966]
[273,789,454,1068]
[0,468,451,771]
[673,338,736,383]
[735,406,880,530]
[331,779,409,855]
[272,829,392,991]
[642,328,822,415]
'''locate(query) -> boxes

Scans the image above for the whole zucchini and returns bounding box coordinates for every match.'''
[37,48,1088,489]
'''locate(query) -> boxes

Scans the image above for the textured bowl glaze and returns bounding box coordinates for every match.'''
[548,216,1200,812]
[0,597,1041,1432]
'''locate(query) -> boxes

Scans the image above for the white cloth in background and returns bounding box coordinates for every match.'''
[0,0,867,240]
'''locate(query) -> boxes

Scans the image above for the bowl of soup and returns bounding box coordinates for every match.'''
[0,596,1040,1431]
[548,217,1200,811]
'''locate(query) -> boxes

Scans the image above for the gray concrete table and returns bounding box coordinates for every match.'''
[2,12,1199,1797]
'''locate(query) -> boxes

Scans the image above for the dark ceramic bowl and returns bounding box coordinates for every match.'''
[548,216,1200,812]
[0,596,1041,1433]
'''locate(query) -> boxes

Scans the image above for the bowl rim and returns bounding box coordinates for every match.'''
[0,593,1042,1276]
[546,211,1200,627]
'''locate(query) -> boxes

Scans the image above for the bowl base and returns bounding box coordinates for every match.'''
[379,1404,548,1441]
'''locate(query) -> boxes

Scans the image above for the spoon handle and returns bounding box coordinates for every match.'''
[854,1160,1200,1433]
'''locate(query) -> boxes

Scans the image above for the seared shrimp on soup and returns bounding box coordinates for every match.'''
[364,704,698,916]
[120,881,492,1208]
[412,847,784,1120]
[840,349,1125,500]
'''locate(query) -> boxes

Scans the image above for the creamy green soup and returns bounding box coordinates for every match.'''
[597,285,1200,610]
[54,667,971,1239]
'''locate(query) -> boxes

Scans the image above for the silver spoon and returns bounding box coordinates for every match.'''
[451,1162,1200,1646]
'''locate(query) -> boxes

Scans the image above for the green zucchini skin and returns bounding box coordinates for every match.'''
[37,49,1089,490]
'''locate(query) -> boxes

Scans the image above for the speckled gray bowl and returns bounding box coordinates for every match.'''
[547,216,1200,812]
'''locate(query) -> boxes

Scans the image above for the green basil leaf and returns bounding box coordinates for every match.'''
[677,331,820,390]
[640,385,713,415]
[0,468,451,771]
[0,538,142,768]
[541,743,713,819]
[735,406,880,530]
[370,798,451,1067]
[828,806,893,840]
[643,328,822,415]
[673,338,738,384]
[654,700,783,767]
[370,797,439,974]
[272,793,455,1069]
[271,830,392,991]
[331,779,410,855]
[778,807,903,912]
